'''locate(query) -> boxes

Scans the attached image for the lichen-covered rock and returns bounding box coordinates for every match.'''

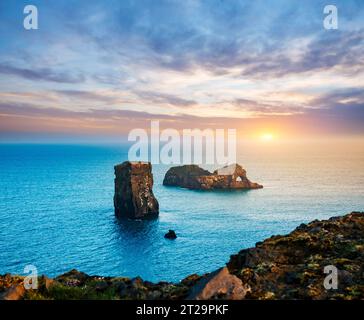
[227,212,364,300]
[163,163,262,190]
[55,269,90,287]
[114,161,159,219]
[1,284,25,300]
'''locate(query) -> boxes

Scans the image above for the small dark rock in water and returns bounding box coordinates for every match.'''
[164,230,177,239]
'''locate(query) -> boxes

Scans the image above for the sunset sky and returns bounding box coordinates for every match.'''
[0,0,363,142]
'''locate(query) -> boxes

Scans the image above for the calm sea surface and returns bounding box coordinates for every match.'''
[0,142,363,282]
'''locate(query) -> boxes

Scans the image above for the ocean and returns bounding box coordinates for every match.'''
[0,142,363,282]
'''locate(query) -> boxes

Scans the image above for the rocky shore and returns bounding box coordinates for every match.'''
[1,212,363,300]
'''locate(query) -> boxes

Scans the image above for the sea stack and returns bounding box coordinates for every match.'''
[163,163,263,190]
[114,161,159,219]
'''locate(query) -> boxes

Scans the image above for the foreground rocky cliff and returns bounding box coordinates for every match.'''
[227,211,364,299]
[1,212,363,300]
[163,163,263,190]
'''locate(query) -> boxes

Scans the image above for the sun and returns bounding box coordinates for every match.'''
[260,133,274,142]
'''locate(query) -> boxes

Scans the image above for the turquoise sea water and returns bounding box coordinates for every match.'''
[0,143,363,282]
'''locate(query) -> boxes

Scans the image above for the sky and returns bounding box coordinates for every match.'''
[0,0,363,142]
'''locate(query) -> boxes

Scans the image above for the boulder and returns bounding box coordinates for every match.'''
[114,161,159,219]
[164,230,177,239]
[55,269,90,287]
[1,284,25,300]
[41,275,55,291]
[187,267,250,300]
[163,163,262,190]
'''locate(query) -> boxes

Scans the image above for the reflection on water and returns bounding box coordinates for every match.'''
[114,217,160,244]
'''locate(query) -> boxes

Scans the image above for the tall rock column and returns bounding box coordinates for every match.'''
[114,161,159,219]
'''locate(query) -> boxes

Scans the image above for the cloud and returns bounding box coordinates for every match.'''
[55,90,123,103]
[80,1,364,79]
[0,63,85,84]
[0,0,363,140]
[238,30,364,78]
[0,101,181,122]
[134,90,196,107]
[55,89,197,108]
[1,93,363,138]
[309,88,364,122]
[230,98,307,115]
[314,88,364,106]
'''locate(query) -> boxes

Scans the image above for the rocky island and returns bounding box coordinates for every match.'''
[163,163,263,190]
[1,212,363,300]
